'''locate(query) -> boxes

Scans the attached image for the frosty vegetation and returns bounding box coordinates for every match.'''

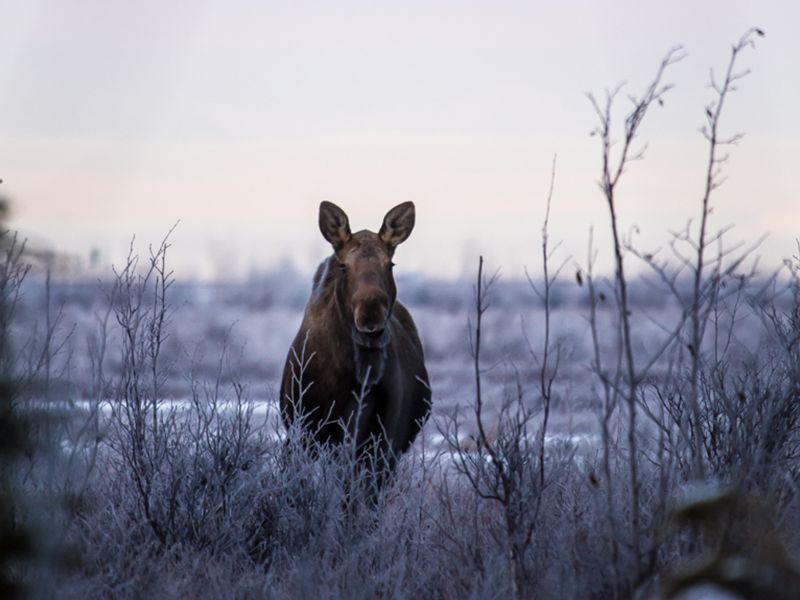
[3,28,800,599]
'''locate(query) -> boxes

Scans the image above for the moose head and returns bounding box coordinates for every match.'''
[318,201,415,348]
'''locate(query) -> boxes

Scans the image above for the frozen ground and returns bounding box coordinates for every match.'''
[14,266,768,446]
[10,261,799,600]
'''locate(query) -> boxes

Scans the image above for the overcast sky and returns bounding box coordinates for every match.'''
[1,1,798,279]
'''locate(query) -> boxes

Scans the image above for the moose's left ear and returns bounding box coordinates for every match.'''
[379,202,415,249]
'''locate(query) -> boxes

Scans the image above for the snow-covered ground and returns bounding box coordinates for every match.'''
[14,269,769,448]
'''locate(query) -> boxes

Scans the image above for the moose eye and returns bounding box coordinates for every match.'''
[338,262,347,272]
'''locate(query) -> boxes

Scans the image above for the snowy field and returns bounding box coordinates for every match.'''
[14,266,766,446]
[9,257,799,600]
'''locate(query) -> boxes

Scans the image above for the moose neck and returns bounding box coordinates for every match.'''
[353,342,386,392]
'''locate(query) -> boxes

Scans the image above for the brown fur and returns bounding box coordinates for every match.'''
[280,202,432,473]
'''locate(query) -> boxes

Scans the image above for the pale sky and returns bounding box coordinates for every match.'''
[1,1,798,280]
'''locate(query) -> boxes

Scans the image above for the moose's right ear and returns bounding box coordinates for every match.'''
[318,201,351,251]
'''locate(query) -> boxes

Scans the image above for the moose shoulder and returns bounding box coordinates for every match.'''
[280,201,432,472]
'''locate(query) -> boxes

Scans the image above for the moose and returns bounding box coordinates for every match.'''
[280,201,432,480]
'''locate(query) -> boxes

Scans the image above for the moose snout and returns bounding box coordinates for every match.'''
[353,295,389,335]
[358,322,384,334]
[354,307,387,334]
